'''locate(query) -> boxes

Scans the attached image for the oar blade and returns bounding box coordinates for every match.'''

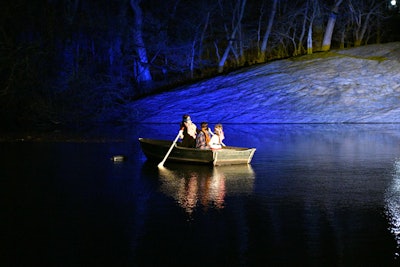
[158,162,165,168]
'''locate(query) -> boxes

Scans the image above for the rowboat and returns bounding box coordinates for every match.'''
[139,138,256,166]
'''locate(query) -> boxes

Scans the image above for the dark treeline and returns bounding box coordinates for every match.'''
[0,0,398,130]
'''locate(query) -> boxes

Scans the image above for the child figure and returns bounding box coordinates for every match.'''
[196,122,211,149]
[209,124,225,150]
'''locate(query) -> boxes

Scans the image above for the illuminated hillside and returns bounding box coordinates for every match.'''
[130,42,400,124]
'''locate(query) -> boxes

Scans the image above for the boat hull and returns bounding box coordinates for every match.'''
[139,138,256,166]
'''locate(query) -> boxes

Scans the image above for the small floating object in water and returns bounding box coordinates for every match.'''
[111,155,126,162]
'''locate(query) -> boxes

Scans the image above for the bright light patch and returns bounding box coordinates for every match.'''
[391,0,397,6]
[385,159,400,258]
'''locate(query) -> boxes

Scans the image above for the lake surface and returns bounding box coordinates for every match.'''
[2,124,400,266]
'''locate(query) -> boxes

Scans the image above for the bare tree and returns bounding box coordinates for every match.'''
[259,0,278,62]
[348,0,383,47]
[296,0,309,56]
[130,0,152,83]
[187,11,210,78]
[306,0,322,54]
[217,0,247,73]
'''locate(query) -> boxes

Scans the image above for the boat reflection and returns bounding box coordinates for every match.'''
[385,159,400,258]
[158,164,255,214]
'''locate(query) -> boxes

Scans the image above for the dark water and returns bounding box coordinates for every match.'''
[2,124,400,266]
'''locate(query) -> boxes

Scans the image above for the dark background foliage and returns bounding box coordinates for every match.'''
[0,0,399,130]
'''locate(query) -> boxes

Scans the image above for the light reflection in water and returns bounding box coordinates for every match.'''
[158,164,255,214]
[386,159,400,258]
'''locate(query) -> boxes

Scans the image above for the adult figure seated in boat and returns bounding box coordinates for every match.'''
[196,122,211,149]
[179,114,197,148]
[209,123,225,150]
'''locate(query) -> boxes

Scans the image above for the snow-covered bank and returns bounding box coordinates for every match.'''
[129,42,400,123]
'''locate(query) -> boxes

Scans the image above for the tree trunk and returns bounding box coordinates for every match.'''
[321,0,343,51]
[198,12,210,63]
[130,0,152,83]
[259,0,278,62]
[354,12,372,47]
[189,39,196,79]
[307,21,313,54]
[340,29,346,49]
[306,0,318,55]
[349,0,381,47]
[297,0,309,56]
[218,0,246,73]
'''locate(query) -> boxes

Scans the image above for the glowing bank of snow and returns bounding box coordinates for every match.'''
[130,42,400,124]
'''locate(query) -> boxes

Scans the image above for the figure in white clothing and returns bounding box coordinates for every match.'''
[209,124,225,150]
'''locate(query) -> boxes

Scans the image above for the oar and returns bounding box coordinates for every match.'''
[158,132,181,168]
[208,128,226,147]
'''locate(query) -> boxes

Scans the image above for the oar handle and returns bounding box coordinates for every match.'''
[158,132,180,168]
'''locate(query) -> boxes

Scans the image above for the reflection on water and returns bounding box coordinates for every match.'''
[386,159,400,258]
[4,124,400,266]
[158,164,255,214]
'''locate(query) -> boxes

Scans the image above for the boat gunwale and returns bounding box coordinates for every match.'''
[138,137,256,165]
[139,137,254,151]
